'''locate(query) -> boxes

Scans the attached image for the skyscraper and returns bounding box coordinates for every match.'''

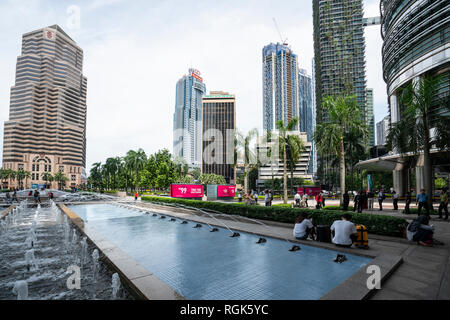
[298,69,315,174]
[173,69,206,168]
[262,43,299,132]
[298,69,313,141]
[313,0,367,123]
[2,25,87,189]
[202,92,236,183]
[376,116,390,146]
[366,88,375,147]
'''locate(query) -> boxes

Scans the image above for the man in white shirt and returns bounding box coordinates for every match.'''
[294,192,301,207]
[293,213,315,240]
[330,214,358,247]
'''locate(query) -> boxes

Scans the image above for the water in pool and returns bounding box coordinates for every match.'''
[69,204,371,300]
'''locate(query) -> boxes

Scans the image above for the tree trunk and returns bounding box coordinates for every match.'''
[423,114,433,207]
[340,136,346,206]
[135,169,139,193]
[283,148,288,204]
[244,164,249,194]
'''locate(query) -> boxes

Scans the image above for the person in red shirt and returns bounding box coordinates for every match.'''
[135,192,139,201]
[316,194,323,209]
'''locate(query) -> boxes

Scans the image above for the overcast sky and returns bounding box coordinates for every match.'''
[0,0,387,172]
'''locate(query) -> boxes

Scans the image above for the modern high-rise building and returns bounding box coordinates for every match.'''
[313,0,367,123]
[298,69,315,174]
[202,92,236,183]
[298,69,313,140]
[173,69,206,168]
[2,25,87,189]
[262,43,299,132]
[366,88,375,147]
[376,115,390,146]
[311,58,318,175]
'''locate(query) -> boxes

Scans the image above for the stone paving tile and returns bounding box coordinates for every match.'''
[381,275,438,300]
[371,288,421,300]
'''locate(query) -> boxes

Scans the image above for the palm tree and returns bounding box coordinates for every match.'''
[16,170,30,190]
[41,172,53,189]
[387,75,450,202]
[53,172,69,190]
[125,149,147,192]
[90,162,103,190]
[0,169,9,189]
[23,171,31,189]
[7,169,16,190]
[276,118,301,204]
[286,130,306,194]
[313,95,368,205]
[236,129,258,193]
[344,127,368,192]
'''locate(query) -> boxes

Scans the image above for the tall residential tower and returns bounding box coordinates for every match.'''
[173,69,206,168]
[2,25,87,189]
[262,43,299,132]
[313,0,367,123]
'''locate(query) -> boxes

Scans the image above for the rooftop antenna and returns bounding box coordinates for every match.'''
[273,18,288,46]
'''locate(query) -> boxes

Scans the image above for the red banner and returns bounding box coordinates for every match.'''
[171,184,204,198]
[217,185,236,198]
[297,187,321,196]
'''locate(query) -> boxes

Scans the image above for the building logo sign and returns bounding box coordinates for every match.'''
[189,68,203,82]
[45,30,55,40]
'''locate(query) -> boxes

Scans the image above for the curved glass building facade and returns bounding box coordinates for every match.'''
[379,0,449,194]
[381,0,449,123]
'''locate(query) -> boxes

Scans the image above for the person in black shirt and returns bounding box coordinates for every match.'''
[405,191,412,215]
[343,191,350,211]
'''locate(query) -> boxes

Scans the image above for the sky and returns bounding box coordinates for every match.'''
[0,0,388,172]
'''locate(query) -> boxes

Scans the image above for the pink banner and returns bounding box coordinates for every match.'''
[171,184,204,198]
[297,187,321,196]
[217,185,236,198]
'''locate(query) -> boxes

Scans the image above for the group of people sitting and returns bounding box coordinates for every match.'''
[293,212,358,247]
[293,212,443,248]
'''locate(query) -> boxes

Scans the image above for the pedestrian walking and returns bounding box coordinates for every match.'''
[405,191,412,214]
[378,189,385,211]
[416,189,430,216]
[438,188,448,220]
[393,191,399,210]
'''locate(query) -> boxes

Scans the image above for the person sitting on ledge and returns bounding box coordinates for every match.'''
[331,214,358,248]
[407,215,435,247]
[293,212,315,241]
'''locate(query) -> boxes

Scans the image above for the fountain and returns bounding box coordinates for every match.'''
[80,236,88,266]
[111,273,121,299]
[25,249,38,271]
[26,228,37,248]
[92,249,100,283]
[12,281,28,300]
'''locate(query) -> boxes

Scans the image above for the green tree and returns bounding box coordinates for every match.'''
[276,118,301,204]
[387,75,450,203]
[53,172,69,190]
[125,149,147,192]
[236,129,258,193]
[313,95,368,205]
[41,172,53,189]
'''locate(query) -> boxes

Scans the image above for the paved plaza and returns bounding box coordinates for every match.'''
[127,196,449,300]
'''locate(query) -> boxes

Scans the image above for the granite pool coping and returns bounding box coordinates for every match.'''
[66,201,404,300]
[1,205,16,220]
[58,204,185,301]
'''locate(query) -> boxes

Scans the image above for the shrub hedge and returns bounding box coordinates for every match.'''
[142,196,408,237]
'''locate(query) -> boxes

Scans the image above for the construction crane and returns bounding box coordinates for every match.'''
[273,18,289,46]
